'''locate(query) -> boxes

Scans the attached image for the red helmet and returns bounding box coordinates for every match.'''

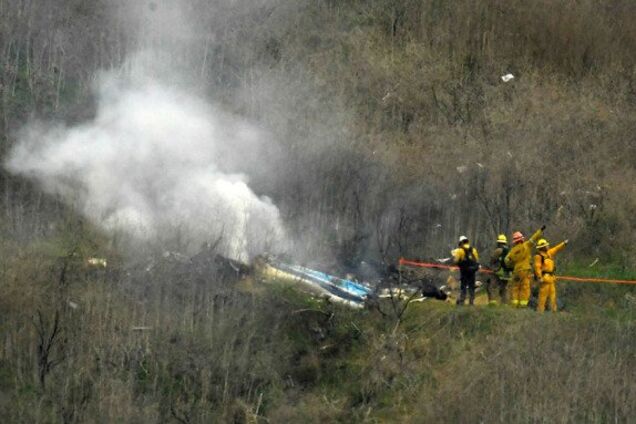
[512,231,525,244]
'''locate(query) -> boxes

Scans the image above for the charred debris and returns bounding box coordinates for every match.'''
[107,247,449,308]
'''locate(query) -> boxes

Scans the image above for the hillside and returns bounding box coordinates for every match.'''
[0,235,634,422]
[0,1,635,422]
[1,0,635,263]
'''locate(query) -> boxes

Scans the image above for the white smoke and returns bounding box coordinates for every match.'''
[6,64,286,261]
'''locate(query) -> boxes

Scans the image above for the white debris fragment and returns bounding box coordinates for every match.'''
[456,165,467,173]
[408,297,428,303]
[501,73,515,82]
[588,258,599,267]
[589,204,598,210]
[87,257,107,268]
[476,162,484,168]
[68,301,79,310]
[506,151,513,158]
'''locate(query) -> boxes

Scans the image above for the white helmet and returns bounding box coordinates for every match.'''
[459,235,469,244]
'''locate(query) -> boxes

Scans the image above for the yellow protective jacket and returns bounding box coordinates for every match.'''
[504,228,543,273]
[534,242,566,280]
[452,246,480,264]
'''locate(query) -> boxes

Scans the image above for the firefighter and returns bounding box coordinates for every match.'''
[504,226,545,307]
[452,236,480,306]
[534,238,568,312]
[488,234,512,304]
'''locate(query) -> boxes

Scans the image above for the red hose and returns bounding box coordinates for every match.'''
[398,258,636,285]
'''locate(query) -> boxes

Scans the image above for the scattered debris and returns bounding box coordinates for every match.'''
[262,259,373,308]
[256,256,451,308]
[376,286,419,299]
[501,73,515,82]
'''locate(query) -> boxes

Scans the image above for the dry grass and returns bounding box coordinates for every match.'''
[0,1,635,422]
[0,235,634,423]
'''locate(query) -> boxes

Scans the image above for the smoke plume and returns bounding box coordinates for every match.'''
[6,61,286,261]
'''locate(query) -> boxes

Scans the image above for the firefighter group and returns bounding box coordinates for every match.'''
[451,226,568,312]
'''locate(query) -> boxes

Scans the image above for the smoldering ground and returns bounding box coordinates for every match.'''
[5,59,287,261]
[3,0,390,267]
[4,1,294,261]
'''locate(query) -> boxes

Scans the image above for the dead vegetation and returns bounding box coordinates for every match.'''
[0,1,635,422]
[0,233,634,423]
[1,0,635,265]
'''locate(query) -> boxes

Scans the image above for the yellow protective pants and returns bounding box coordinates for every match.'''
[537,274,557,312]
[510,269,531,307]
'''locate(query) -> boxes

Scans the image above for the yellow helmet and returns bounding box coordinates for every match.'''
[536,239,550,249]
[497,234,508,244]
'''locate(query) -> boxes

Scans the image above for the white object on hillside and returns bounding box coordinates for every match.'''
[501,73,515,82]
[87,257,107,268]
